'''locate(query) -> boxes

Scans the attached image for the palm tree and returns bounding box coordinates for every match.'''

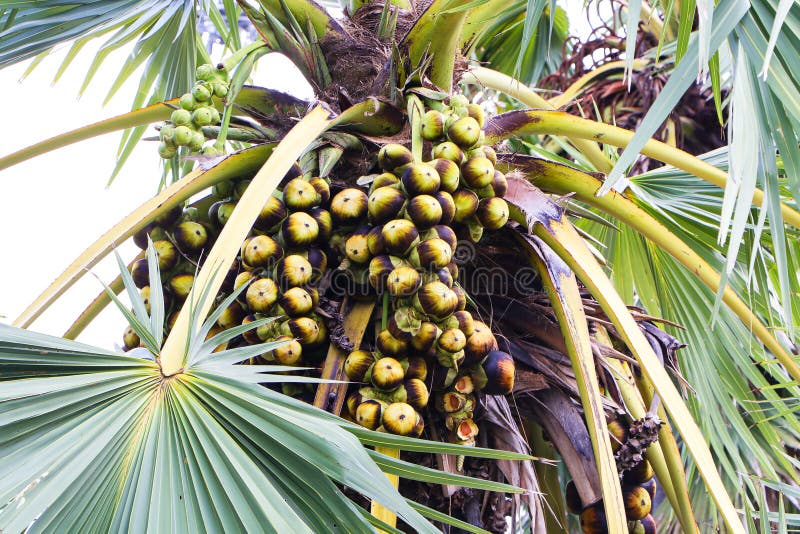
[1,1,798,532]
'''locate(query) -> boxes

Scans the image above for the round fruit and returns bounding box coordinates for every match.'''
[378,143,414,172]
[344,350,375,382]
[345,231,372,264]
[285,317,320,345]
[452,189,480,223]
[283,178,320,211]
[282,211,319,248]
[276,255,314,288]
[421,110,445,140]
[434,191,456,225]
[309,177,331,204]
[464,321,498,364]
[579,504,607,534]
[432,141,465,163]
[410,322,440,352]
[130,259,151,288]
[447,116,481,148]
[623,486,652,521]
[476,197,509,230]
[461,156,495,189]
[481,350,515,395]
[383,402,418,436]
[564,480,582,514]
[243,235,283,268]
[371,356,405,390]
[279,287,315,317]
[308,207,333,242]
[355,400,384,430]
[409,238,452,270]
[386,265,422,297]
[169,273,194,300]
[368,186,406,224]
[174,221,208,252]
[404,378,429,410]
[376,329,408,358]
[246,277,279,313]
[414,281,458,320]
[272,335,303,365]
[331,188,369,225]
[381,219,419,255]
[401,163,441,196]
[438,328,467,353]
[406,194,442,229]
[491,170,508,196]
[255,196,287,231]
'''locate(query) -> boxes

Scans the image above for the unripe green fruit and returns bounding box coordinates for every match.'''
[401,163,441,196]
[173,221,208,252]
[171,109,193,126]
[188,132,205,152]
[246,277,279,313]
[381,219,419,255]
[371,356,406,390]
[414,281,458,320]
[195,64,215,81]
[169,273,194,301]
[466,103,485,128]
[450,94,469,107]
[345,350,376,382]
[432,141,465,164]
[160,124,176,141]
[452,189,479,223]
[158,142,177,159]
[281,211,319,248]
[378,143,414,172]
[409,238,452,270]
[272,335,303,365]
[208,106,221,124]
[243,235,283,268]
[279,287,315,317]
[421,110,445,141]
[383,402,418,436]
[173,125,194,146]
[481,145,497,165]
[447,116,481,148]
[387,265,422,297]
[330,188,368,225]
[431,158,460,193]
[368,186,406,225]
[461,156,495,188]
[406,194,442,229]
[476,197,509,230]
[276,255,314,288]
[212,82,228,97]
[192,107,213,127]
[192,83,212,102]
[283,178,320,211]
[179,93,197,110]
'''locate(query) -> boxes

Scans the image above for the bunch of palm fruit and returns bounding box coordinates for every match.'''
[156,63,229,159]
[564,419,659,533]
[124,94,516,447]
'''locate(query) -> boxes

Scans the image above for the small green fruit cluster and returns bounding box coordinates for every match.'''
[157,63,229,159]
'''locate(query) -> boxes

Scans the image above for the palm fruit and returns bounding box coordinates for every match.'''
[386,307,421,341]
[431,267,454,287]
[284,317,320,345]
[385,265,422,297]
[169,273,194,300]
[279,287,314,317]
[171,108,192,127]
[192,83,212,102]
[281,212,319,248]
[345,350,375,382]
[378,143,414,172]
[491,170,508,197]
[308,207,333,242]
[173,125,193,147]
[452,189,480,223]
[283,178,320,211]
[376,329,408,358]
[410,321,440,352]
[381,219,419,255]
[404,378,430,410]
[174,221,208,252]
[638,515,657,534]
[579,504,607,534]
[368,255,399,289]
[276,255,314,288]
[438,328,467,353]
[255,196,287,232]
[447,116,481,148]
[624,460,654,484]
[302,248,328,279]
[431,158,461,193]
[217,301,245,330]
[607,419,628,453]
[271,336,303,366]
[243,235,283,268]
[464,321,498,363]
[308,177,330,203]
[480,350,515,395]
[432,141,465,164]
[122,325,140,350]
[452,374,474,395]
[330,188,368,225]
[623,486,652,521]
[408,238,452,270]
[368,186,406,224]
[133,225,168,250]
[405,357,428,381]
[355,399,384,430]
[210,200,236,227]
[401,162,441,197]
[440,391,468,412]
[476,197,509,230]
[453,310,475,336]
[382,402,418,436]
[406,194,443,229]
[455,418,479,441]
[241,314,263,345]
[421,110,445,140]
[565,480,582,514]
[130,258,151,288]
[460,156,495,189]
[414,281,459,320]
[429,224,458,252]
[345,228,372,264]
[366,226,386,255]
[191,107,213,127]
[434,191,456,225]
[371,356,405,390]
[371,172,399,190]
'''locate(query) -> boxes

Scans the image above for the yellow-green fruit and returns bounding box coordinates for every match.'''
[371,172,399,190]
[279,287,314,317]
[382,402,418,436]
[453,310,475,336]
[466,103,485,128]
[344,350,375,382]
[476,197,509,230]
[438,328,467,353]
[192,83,212,102]
[171,108,192,126]
[381,219,419,255]
[368,186,406,225]
[406,356,428,381]
[455,418,479,441]
[130,258,151,288]
[152,240,178,271]
[447,116,481,148]
[192,107,213,127]
[367,254,398,289]
[233,269,256,295]
[212,201,236,227]
[401,163,441,196]
[623,486,652,521]
[404,378,429,410]
[409,238,452,270]
[406,194,443,229]
[432,141,465,164]
[378,143,414,172]
[452,189,480,223]
[276,255,314,288]
[330,188,368,225]
[410,323,440,354]
[179,93,197,110]
[452,285,467,311]
[189,132,205,153]
[579,505,607,534]
[355,399,384,430]
[366,226,386,256]
[282,211,319,248]
[434,191,456,225]
[241,314,262,345]
[255,196,287,231]
[607,419,628,453]
[243,235,283,268]
[430,158,460,193]
[285,317,320,345]
[481,350,515,395]
[371,356,405,390]
[283,178,320,211]
[174,221,208,252]
[122,325,140,350]
[387,265,422,297]
[414,281,458,320]
[140,286,152,314]
[491,170,508,197]
[376,329,408,358]
[464,321,498,364]
[309,177,331,204]
[460,156,495,189]
[346,391,364,417]
[272,335,303,365]
[169,273,195,301]
[308,208,333,242]
[158,142,177,159]
[421,110,445,141]
[345,231,372,264]
[217,301,245,329]
[624,460,654,484]
[430,224,458,252]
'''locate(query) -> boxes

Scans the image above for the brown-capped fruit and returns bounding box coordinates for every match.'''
[169,273,194,301]
[431,158,460,193]
[430,225,458,252]
[254,196,287,232]
[381,219,419,255]
[276,255,314,288]
[432,141,465,164]
[409,238,452,270]
[386,265,422,298]
[244,277,278,312]
[464,321,498,363]
[217,301,245,329]
[279,287,314,317]
[355,399,384,430]
[371,172,399,190]
[476,197,509,230]
[122,325,140,350]
[438,327,467,353]
[241,314,263,345]
[491,170,508,197]
[414,281,458,320]
[344,350,375,382]
[452,189,480,223]
[309,177,330,204]
[624,460,654,485]
[623,486,652,521]
[481,350,515,395]
[447,116,481,148]
[371,356,405,390]
[453,310,475,336]
[243,235,283,268]
[330,188,368,225]
[421,110,445,140]
[283,178,320,211]
[607,419,628,453]
[410,322,440,353]
[366,226,386,256]
[308,207,333,242]
[406,194,443,229]
[281,211,319,248]
[345,230,372,264]
[285,316,320,345]
[434,191,456,225]
[579,504,607,534]
[368,186,406,225]
[404,378,429,410]
[405,356,428,381]
[376,329,408,358]
[383,402,418,436]
[461,156,495,189]
[401,163,441,196]
[130,258,151,288]
[173,221,208,252]
[378,143,414,172]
